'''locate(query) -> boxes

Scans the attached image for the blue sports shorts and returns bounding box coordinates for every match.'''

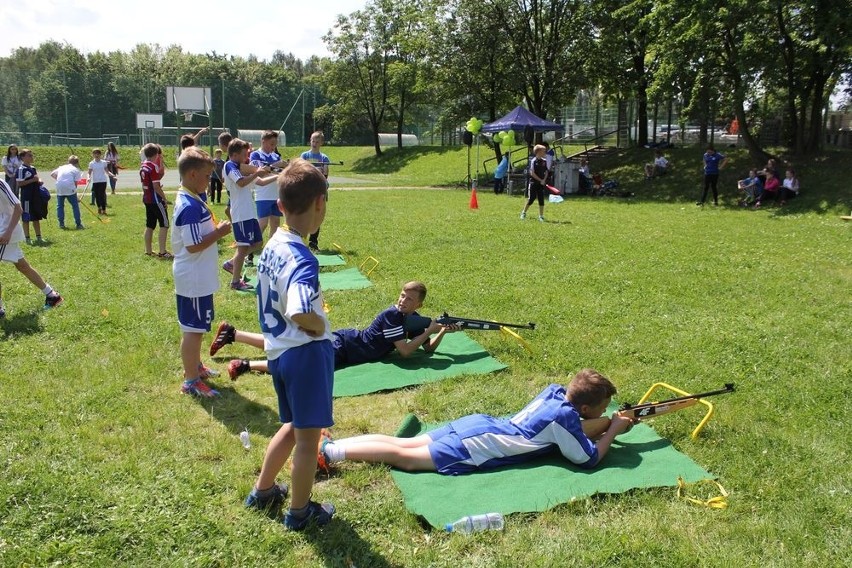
[269,340,334,428]
[427,424,476,475]
[176,294,214,333]
[231,218,263,247]
[255,199,282,218]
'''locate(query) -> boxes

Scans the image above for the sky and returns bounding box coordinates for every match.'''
[0,0,368,61]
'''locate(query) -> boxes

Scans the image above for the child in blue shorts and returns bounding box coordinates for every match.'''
[319,369,637,474]
[244,158,336,531]
[171,148,232,397]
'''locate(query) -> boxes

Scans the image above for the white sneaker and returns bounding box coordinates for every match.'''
[520,212,526,219]
[538,216,545,222]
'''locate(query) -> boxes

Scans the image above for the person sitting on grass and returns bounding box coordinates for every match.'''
[754,169,780,208]
[644,150,670,180]
[316,368,637,474]
[0,179,63,318]
[209,281,460,380]
[737,169,763,207]
[779,169,800,206]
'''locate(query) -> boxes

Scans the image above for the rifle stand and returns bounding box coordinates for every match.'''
[637,382,717,439]
[359,256,380,277]
[500,326,532,353]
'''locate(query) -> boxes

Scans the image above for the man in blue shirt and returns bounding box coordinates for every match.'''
[697,145,728,206]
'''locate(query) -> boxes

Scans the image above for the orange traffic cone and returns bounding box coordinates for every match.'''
[469,186,479,209]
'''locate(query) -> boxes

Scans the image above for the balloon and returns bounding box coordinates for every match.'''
[503,130,516,146]
[492,132,503,144]
[466,117,482,134]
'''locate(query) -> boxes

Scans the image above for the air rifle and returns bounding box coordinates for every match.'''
[404,312,535,333]
[619,383,735,419]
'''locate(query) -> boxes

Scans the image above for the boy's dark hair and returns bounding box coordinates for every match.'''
[68,155,79,166]
[218,131,233,147]
[261,130,279,141]
[278,158,327,214]
[180,134,195,150]
[567,369,617,408]
[403,281,427,302]
[142,143,159,159]
[178,147,213,177]
[227,138,250,158]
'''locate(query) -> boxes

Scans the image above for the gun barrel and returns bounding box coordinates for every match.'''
[620,383,735,412]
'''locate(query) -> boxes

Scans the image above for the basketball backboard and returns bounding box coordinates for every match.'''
[136,113,164,129]
[166,86,212,112]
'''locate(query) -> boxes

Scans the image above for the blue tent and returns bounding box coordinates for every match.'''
[481,105,563,134]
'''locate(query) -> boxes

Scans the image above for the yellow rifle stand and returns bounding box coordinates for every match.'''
[332,242,343,253]
[359,256,379,276]
[637,382,716,439]
[500,326,533,353]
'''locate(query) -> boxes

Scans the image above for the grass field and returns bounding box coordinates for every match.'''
[0,144,850,566]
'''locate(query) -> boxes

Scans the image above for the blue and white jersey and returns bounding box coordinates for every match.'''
[224,160,255,223]
[250,149,281,202]
[703,151,725,174]
[0,179,24,244]
[300,150,330,174]
[447,383,598,471]
[171,188,219,298]
[256,228,332,360]
[339,306,408,363]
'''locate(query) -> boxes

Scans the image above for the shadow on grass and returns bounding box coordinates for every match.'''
[350,146,459,174]
[0,308,43,338]
[304,518,394,568]
[189,384,283,438]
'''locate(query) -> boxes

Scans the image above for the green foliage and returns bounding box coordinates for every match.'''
[0,145,850,565]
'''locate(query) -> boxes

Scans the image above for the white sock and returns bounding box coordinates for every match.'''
[42,285,54,296]
[324,442,345,463]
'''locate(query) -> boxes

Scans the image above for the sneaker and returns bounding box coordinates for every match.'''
[210,321,236,355]
[245,254,254,267]
[308,242,319,252]
[59,224,66,230]
[244,482,290,513]
[25,238,32,245]
[76,224,85,230]
[316,429,333,474]
[754,201,761,209]
[231,279,253,292]
[228,359,250,381]
[198,363,220,379]
[180,378,219,398]
[0,306,5,319]
[222,260,234,274]
[36,237,44,244]
[538,216,545,222]
[283,501,336,531]
[695,201,704,206]
[44,293,63,309]
[520,212,526,219]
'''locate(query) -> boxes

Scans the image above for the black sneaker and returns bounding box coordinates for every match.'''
[283,501,335,531]
[44,293,63,309]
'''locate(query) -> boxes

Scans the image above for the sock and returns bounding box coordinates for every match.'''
[323,442,345,463]
[42,285,54,296]
[183,377,200,386]
[254,484,279,497]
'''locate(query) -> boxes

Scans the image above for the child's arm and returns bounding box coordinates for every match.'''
[185,220,232,254]
[154,182,168,203]
[292,311,326,337]
[254,174,279,187]
[0,202,23,244]
[395,320,445,357]
[236,167,270,188]
[422,323,461,353]
[591,413,635,465]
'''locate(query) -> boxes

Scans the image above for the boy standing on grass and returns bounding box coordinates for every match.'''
[0,179,63,317]
[140,144,173,259]
[520,144,549,222]
[88,149,116,215]
[15,149,47,245]
[244,158,335,531]
[300,131,330,251]
[318,369,637,474]
[221,138,276,292]
[51,156,85,230]
[172,148,232,398]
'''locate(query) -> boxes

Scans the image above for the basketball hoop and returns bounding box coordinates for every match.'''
[182,112,193,122]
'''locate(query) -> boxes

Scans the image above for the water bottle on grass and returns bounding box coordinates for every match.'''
[445,513,504,534]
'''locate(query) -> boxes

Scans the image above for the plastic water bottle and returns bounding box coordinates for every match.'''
[239,429,251,449]
[444,513,504,534]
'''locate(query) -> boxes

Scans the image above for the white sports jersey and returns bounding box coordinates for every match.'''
[250,150,281,202]
[0,179,24,244]
[52,164,82,196]
[89,160,109,183]
[224,160,256,223]
[171,188,220,297]
[256,229,331,360]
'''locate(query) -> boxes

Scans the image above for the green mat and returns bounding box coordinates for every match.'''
[244,267,372,293]
[390,412,714,528]
[317,253,346,267]
[333,332,507,398]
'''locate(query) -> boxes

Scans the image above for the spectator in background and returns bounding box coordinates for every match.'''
[2,145,21,198]
[493,152,510,195]
[779,169,800,206]
[50,155,85,230]
[644,149,670,180]
[737,169,763,207]
[105,142,120,194]
[755,169,780,208]
[697,146,727,206]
